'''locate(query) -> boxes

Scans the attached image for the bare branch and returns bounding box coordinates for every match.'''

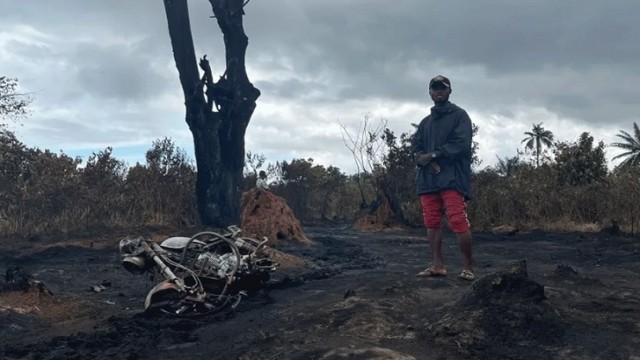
[338,114,389,208]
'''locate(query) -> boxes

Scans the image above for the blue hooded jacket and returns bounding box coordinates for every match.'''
[412,101,473,199]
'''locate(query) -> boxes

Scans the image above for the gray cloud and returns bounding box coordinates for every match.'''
[256,78,333,101]
[244,1,639,133]
[72,40,174,102]
[2,0,639,173]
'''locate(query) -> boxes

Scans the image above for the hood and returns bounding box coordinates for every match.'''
[430,102,462,117]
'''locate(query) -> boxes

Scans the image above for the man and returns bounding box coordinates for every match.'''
[412,75,474,281]
[256,170,269,189]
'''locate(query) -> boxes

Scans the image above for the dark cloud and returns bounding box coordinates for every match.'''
[241,0,640,127]
[72,40,175,102]
[2,0,640,171]
[249,0,640,73]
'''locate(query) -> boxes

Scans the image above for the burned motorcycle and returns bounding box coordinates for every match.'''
[119,226,277,316]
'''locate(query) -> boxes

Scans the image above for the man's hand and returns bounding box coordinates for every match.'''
[416,152,438,167]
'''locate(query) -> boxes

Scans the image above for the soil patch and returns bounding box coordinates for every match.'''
[0,226,639,359]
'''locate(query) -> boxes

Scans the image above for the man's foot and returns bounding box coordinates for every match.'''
[416,267,447,277]
[458,269,475,281]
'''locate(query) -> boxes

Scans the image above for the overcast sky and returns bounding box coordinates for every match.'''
[2,0,639,174]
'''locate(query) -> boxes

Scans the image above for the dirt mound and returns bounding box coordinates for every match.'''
[428,260,566,358]
[241,188,312,246]
[260,247,308,270]
[354,197,395,231]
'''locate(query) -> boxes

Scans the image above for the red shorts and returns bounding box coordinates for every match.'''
[419,190,470,234]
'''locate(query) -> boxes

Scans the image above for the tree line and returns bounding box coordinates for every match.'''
[1,120,640,239]
[3,77,640,238]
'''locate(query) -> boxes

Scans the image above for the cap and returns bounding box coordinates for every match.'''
[429,75,451,89]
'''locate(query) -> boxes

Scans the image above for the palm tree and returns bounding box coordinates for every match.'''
[611,122,640,168]
[522,123,555,167]
[495,155,521,177]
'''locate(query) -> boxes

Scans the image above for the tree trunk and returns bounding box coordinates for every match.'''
[163,0,260,227]
[378,177,407,226]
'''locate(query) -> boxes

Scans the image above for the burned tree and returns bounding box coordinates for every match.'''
[163,0,260,227]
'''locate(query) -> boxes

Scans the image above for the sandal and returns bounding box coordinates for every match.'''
[458,269,475,281]
[416,267,447,277]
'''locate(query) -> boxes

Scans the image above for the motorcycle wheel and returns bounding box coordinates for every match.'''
[144,280,241,316]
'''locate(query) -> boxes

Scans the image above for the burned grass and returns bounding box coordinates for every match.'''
[0,226,639,359]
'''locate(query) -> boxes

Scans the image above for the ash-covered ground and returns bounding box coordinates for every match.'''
[1,225,639,360]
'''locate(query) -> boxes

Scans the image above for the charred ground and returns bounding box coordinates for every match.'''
[1,226,639,360]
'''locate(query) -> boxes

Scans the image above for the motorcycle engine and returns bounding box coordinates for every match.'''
[194,252,248,279]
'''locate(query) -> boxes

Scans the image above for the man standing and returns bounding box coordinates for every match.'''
[412,75,475,281]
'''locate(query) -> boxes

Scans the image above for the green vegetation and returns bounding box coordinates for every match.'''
[0,134,197,237]
[1,77,32,124]
[2,123,640,238]
[1,78,640,238]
